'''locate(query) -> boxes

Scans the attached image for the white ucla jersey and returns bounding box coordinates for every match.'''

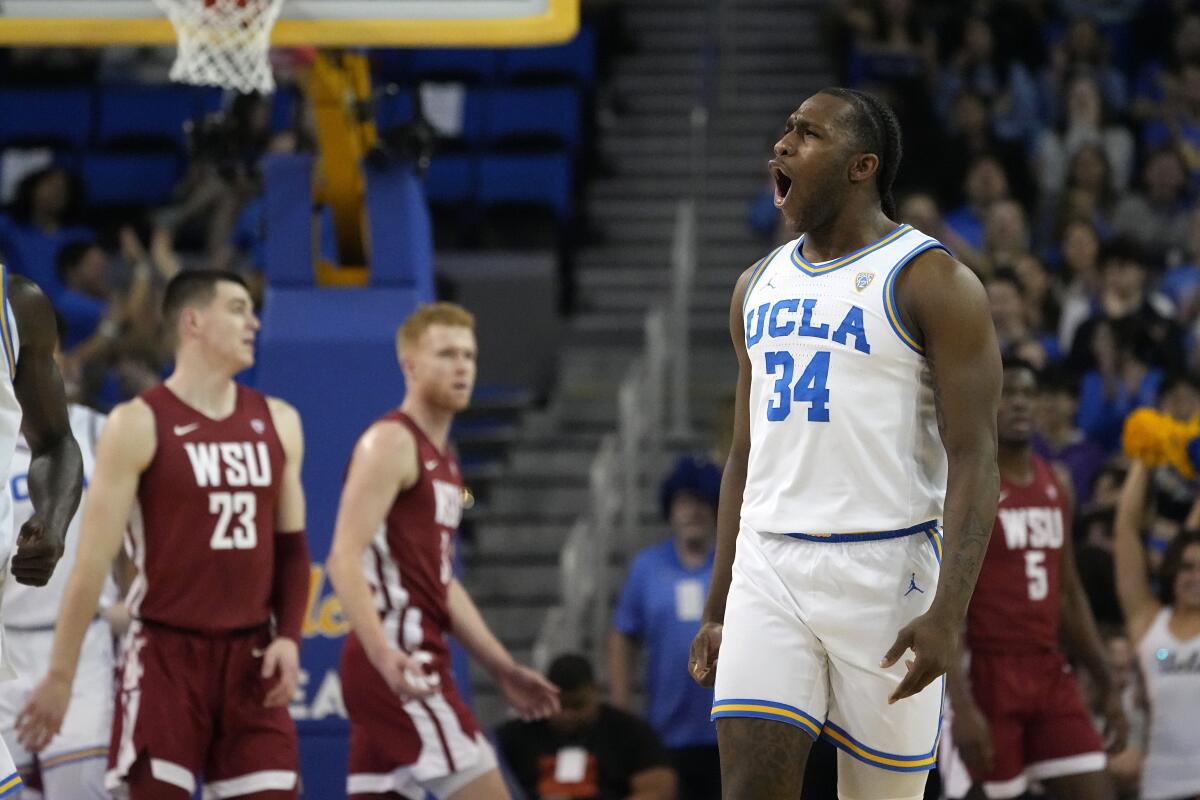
[4,405,115,629]
[740,224,948,536]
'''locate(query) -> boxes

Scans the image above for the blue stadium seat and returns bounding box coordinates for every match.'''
[96,85,199,150]
[500,27,595,85]
[0,88,92,148]
[479,153,572,220]
[82,153,179,206]
[424,154,476,205]
[484,87,581,151]
[374,89,415,130]
[371,49,413,84]
[270,86,300,133]
[410,48,499,83]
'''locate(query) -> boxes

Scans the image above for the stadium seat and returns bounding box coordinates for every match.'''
[81,152,179,206]
[374,89,416,131]
[371,49,413,84]
[484,86,581,151]
[424,154,476,206]
[410,48,499,83]
[270,86,300,133]
[479,153,572,220]
[96,85,200,150]
[0,88,92,148]
[500,27,595,86]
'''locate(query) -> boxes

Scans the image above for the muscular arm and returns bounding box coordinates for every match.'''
[326,420,416,664]
[48,401,152,683]
[17,399,154,754]
[447,577,513,675]
[266,398,310,643]
[8,274,83,586]
[884,251,1001,701]
[900,251,1001,622]
[689,266,754,685]
[1113,461,1160,643]
[268,397,307,533]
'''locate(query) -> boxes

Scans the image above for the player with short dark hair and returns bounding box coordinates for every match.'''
[17,269,311,800]
[688,87,1002,800]
[940,359,1126,799]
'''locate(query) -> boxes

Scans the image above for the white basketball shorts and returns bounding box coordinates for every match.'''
[0,621,114,773]
[712,521,945,774]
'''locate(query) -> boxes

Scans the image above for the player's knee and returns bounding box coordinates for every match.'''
[717,717,811,799]
[836,758,929,800]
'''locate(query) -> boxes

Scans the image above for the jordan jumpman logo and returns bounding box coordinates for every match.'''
[904,573,924,596]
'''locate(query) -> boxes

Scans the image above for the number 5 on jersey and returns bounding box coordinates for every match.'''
[765,350,831,422]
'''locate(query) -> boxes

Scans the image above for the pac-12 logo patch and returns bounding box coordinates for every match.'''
[855,272,875,292]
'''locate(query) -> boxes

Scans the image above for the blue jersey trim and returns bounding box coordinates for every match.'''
[711,698,822,739]
[822,719,940,772]
[785,519,939,543]
[882,241,948,355]
[791,224,912,276]
[924,528,943,563]
[0,264,15,380]
[0,771,21,798]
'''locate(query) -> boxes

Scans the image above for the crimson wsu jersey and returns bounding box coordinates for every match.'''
[366,410,463,680]
[966,455,1070,653]
[126,385,285,632]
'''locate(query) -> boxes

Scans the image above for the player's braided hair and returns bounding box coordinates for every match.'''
[817,87,903,220]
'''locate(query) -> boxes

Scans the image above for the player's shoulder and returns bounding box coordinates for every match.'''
[98,397,157,464]
[264,395,302,430]
[901,245,981,296]
[357,414,418,463]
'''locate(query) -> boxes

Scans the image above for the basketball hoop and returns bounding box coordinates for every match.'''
[152,0,285,94]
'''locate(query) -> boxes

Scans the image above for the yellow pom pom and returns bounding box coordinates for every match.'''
[1123,407,1171,465]
[1122,408,1200,480]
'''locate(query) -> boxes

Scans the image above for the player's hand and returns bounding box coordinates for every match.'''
[15,673,71,753]
[260,637,301,708]
[371,646,439,700]
[1099,687,1130,754]
[11,515,65,587]
[101,601,133,637]
[881,609,956,704]
[950,700,995,778]
[689,621,723,687]
[497,663,560,721]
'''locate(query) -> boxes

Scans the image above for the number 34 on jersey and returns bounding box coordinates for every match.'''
[746,297,871,423]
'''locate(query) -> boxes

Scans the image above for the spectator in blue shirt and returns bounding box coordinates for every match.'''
[609,455,721,800]
[0,165,93,299]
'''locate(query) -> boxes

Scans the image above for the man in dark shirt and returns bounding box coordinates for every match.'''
[497,654,677,800]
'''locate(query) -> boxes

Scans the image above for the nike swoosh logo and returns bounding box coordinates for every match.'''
[174,423,200,436]
[425,460,439,470]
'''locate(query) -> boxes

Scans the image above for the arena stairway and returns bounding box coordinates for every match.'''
[456,0,835,728]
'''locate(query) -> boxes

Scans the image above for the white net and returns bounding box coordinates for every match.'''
[152,0,285,94]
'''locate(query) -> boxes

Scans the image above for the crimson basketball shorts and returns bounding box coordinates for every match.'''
[940,650,1105,799]
[106,620,299,798]
[340,631,496,799]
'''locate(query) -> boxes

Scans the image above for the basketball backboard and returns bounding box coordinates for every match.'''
[0,0,578,46]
